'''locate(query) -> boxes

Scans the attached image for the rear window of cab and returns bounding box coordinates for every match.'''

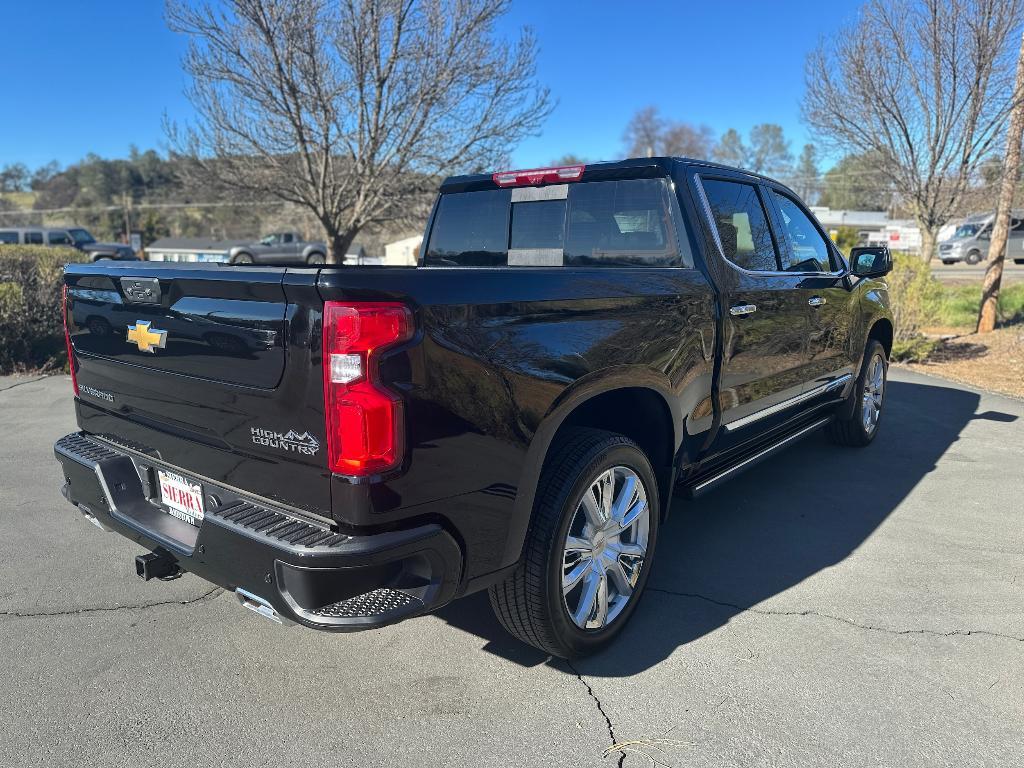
[425,178,694,268]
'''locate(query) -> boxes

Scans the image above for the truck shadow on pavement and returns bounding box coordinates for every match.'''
[434,377,1018,673]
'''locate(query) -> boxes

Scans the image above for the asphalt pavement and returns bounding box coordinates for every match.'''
[931,259,1024,283]
[0,370,1021,767]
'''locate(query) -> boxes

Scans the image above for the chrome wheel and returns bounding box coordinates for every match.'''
[861,353,885,434]
[562,466,649,630]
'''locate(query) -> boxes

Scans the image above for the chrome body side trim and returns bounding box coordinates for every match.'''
[724,373,853,432]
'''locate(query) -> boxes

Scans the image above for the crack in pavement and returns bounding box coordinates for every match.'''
[648,587,1024,643]
[565,660,626,768]
[0,586,224,620]
[0,375,50,393]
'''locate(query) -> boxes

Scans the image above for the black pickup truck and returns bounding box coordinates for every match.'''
[54,157,893,657]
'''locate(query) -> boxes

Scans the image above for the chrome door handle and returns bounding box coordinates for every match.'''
[729,304,757,317]
[808,296,826,307]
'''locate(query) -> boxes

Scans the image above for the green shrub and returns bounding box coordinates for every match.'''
[887,252,943,341]
[891,336,939,363]
[0,245,88,374]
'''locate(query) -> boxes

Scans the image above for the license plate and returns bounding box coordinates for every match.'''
[157,470,205,526]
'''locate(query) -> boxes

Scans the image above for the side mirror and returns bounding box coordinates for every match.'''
[849,246,893,278]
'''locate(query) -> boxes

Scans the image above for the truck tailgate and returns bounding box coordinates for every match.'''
[64,262,330,516]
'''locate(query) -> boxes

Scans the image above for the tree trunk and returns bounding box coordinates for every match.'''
[978,31,1024,334]
[919,225,938,264]
[323,226,356,265]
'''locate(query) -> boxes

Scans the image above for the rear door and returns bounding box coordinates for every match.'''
[690,172,814,448]
[65,262,330,515]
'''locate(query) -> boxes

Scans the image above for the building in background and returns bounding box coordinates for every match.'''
[145,237,238,262]
[384,235,422,266]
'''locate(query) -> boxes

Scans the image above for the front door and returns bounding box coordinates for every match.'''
[692,174,814,450]
[765,188,856,392]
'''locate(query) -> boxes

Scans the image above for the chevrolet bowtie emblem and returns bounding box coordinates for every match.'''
[126,321,168,353]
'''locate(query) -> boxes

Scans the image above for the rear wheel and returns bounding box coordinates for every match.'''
[827,339,887,447]
[965,250,982,265]
[232,253,254,265]
[488,428,659,658]
[942,260,955,265]
[306,252,326,265]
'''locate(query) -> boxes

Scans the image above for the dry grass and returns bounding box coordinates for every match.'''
[900,325,1024,399]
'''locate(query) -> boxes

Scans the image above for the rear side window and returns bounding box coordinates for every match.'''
[0,231,17,244]
[426,178,691,268]
[25,231,43,245]
[700,179,779,272]
[426,188,511,266]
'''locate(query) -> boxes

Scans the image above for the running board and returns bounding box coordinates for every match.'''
[683,417,832,498]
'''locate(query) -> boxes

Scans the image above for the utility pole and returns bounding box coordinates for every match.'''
[978,30,1024,333]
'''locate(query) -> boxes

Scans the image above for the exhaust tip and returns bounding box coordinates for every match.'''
[235,588,293,626]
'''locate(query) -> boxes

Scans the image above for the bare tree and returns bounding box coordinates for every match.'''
[979,30,1024,332]
[622,106,715,159]
[803,0,1023,261]
[166,0,551,262]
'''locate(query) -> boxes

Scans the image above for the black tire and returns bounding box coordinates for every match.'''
[965,250,982,265]
[941,260,955,265]
[488,428,660,658]
[232,252,254,264]
[827,339,888,447]
[306,252,326,265]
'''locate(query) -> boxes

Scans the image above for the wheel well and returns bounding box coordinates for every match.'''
[868,318,893,358]
[554,387,675,516]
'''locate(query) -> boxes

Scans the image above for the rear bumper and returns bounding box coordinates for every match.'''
[53,432,462,630]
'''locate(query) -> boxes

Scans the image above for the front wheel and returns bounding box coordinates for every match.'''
[489,428,659,658]
[827,339,887,447]
[965,250,982,265]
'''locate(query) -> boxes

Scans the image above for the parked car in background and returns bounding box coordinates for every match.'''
[54,157,895,658]
[0,226,138,261]
[227,232,327,265]
[938,211,1024,265]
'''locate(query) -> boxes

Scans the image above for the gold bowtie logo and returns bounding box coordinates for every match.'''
[126,321,168,353]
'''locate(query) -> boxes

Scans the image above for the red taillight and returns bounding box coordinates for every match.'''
[492,164,585,187]
[62,284,79,396]
[322,302,413,476]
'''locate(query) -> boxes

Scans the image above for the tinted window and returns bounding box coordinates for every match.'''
[771,192,832,272]
[0,231,17,244]
[25,231,43,245]
[565,179,686,267]
[283,233,293,243]
[425,188,511,266]
[511,199,566,250]
[426,178,691,268]
[701,179,779,272]
[48,231,72,245]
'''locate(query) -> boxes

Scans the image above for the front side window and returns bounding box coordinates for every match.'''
[68,228,95,245]
[48,231,72,245]
[25,231,43,245]
[700,179,779,272]
[771,192,833,272]
[0,231,17,244]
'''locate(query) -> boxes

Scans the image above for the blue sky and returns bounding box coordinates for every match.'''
[0,0,863,172]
